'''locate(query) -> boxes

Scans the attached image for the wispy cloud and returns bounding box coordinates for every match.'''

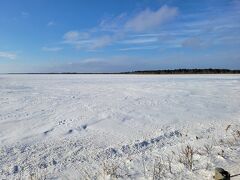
[87,35,113,49]
[125,5,178,32]
[120,37,159,44]
[131,33,163,37]
[62,5,178,50]
[0,51,17,60]
[42,47,63,52]
[99,13,127,32]
[119,46,159,51]
[47,21,56,26]
[61,2,239,52]
[63,31,114,50]
[98,6,178,33]
[63,31,90,42]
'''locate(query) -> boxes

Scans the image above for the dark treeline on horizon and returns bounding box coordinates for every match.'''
[124,68,240,74]
[6,69,240,74]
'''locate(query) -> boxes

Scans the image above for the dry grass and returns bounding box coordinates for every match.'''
[152,157,166,180]
[203,144,213,156]
[179,145,194,171]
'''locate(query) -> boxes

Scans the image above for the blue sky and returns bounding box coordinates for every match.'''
[0,0,240,73]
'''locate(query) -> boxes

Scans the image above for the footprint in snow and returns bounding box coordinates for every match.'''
[43,128,54,135]
[68,129,73,134]
[81,124,87,130]
[13,165,19,174]
[74,124,88,132]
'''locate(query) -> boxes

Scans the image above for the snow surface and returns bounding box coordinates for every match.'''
[0,74,240,179]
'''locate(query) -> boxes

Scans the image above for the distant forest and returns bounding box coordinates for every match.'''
[123,69,240,74]
[7,69,240,74]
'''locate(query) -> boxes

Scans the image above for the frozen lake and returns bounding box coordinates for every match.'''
[0,74,240,179]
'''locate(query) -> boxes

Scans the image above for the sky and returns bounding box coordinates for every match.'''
[0,0,240,73]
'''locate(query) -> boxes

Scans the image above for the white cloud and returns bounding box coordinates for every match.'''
[125,6,178,32]
[99,13,127,32]
[47,21,56,26]
[63,31,90,42]
[88,35,112,49]
[131,33,163,37]
[73,36,112,50]
[63,30,113,50]
[0,51,16,60]
[119,46,159,51]
[42,47,63,52]
[120,37,159,44]
[62,6,178,50]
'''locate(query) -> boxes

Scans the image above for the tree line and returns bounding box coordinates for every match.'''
[123,69,240,74]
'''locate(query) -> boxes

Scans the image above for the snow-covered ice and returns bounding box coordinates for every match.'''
[0,74,240,179]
